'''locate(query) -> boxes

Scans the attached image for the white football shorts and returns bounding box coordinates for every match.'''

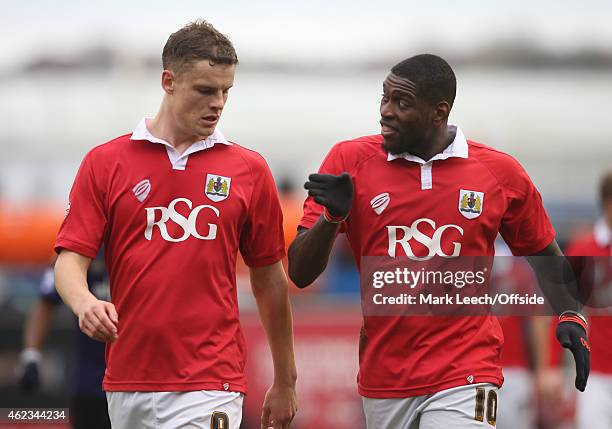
[106,390,243,429]
[362,383,499,429]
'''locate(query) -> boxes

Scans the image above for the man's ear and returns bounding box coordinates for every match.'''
[161,70,176,95]
[432,101,451,126]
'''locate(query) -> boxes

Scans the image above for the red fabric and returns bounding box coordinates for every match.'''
[495,258,539,369]
[300,135,556,398]
[498,317,530,368]
[55,134,285,392]
[563,232,612,374]
[241,309,364,429]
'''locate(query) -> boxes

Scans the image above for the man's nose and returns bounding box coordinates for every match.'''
[380,100,394,119]
[210,91,225,110]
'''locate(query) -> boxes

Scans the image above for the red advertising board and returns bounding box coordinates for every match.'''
[241,304,365,429]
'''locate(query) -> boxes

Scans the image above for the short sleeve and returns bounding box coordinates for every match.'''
[499,165,555,255]
[239,158,285,267]
[299,144,348,231]
[54,150,107,259]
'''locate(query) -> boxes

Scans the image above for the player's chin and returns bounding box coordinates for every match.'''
[195,123,216,137]
[382,135,404,155]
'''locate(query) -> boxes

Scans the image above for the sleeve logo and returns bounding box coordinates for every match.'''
[459,189,484,219]
[205,174,231,202]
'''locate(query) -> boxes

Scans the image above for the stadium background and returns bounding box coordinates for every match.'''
[0,1,611,428]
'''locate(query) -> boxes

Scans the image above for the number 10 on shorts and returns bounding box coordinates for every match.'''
[474,387,497,425]
[211,411,229,429]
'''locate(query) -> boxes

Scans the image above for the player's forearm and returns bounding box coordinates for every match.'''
[526,241,582,315]
[251,263,297,387]
[288,216,341,288]
[54,250,94,315]
[23,301,56,350]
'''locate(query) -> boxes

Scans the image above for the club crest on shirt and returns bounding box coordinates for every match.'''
[205,174,231,202]
[459,189,484,219]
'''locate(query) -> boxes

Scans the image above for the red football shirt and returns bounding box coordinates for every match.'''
[564,219,612,375]
[300,126,555,398]
[55,119,285,392]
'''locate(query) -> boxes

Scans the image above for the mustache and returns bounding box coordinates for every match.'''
[380,120,398,130]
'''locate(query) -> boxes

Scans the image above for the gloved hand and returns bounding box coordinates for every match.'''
[556,311,590,392]
[304,173,354,220]
[16,348,42,392]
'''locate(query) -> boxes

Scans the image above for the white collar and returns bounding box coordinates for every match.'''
[594,217,612,247]
[129,117,232,170]
[386,124,468,164]
[129,117,232,150]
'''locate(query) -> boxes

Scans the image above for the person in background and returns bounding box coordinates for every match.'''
[562,171,612,429]
[492,240,552,429]
[278,177,302,252]
[17,253,111,429]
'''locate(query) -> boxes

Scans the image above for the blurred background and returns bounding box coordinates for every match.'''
[0,1,611,428]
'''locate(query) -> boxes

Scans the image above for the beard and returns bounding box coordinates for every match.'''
[382,128,430,155]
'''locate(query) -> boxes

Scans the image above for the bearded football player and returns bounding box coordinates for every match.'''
[288,54,589,429]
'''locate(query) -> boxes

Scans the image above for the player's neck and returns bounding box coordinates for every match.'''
[408,126,456,162]
[147,111,209,155]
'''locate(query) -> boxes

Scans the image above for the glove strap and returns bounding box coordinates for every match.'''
[323,208,347,224]
[559,310,588,332]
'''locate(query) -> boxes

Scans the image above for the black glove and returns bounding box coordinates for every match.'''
[556,313,590,392]
[304,173,354,219]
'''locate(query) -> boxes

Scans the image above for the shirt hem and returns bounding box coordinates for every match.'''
[298,217,318,230]
[103,381,247,394]
[358,375,503,398]
[55,237,99,259]
[243,250,285,268]
[299,214,346,233]
[510,231,556,256]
